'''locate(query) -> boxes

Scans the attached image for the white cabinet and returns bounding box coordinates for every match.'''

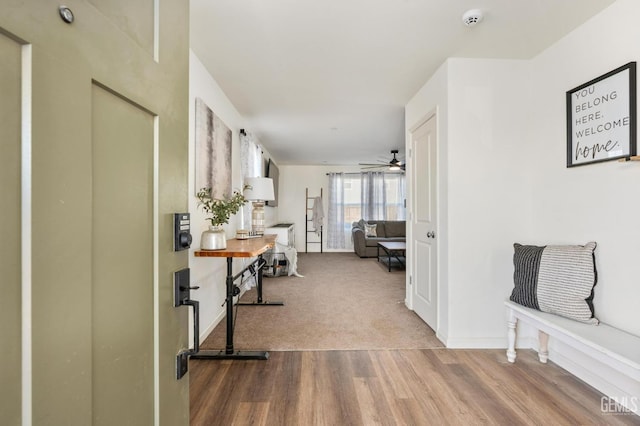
[265,223,295,253]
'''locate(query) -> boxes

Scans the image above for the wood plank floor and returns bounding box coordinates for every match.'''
[190,348,640,425]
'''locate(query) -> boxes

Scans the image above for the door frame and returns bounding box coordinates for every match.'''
[405,108,441,334]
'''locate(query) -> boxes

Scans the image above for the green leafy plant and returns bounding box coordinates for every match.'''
[196,186,248,227]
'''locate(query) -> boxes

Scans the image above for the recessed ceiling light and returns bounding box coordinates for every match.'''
[462,9,483,27]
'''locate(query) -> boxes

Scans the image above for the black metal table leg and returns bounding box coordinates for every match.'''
[394,250,406,269]
[190,257,269,360]
[378,244,406,272]
[237,254,284,306]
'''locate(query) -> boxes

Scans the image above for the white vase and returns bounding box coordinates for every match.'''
[201,226,226,250]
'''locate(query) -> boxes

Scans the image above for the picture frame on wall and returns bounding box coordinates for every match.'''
[195,97,232,198]
[566,62,636,167]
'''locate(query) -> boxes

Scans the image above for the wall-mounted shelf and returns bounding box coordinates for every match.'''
[618,156,640,162]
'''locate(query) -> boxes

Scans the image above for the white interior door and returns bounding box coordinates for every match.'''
[410,113,437,329]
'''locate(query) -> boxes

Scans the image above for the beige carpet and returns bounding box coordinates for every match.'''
[201,252,444,351]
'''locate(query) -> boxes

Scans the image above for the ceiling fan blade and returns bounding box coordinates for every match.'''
[359,150,406,171]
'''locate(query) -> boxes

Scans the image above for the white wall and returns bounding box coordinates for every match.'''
[404,0,640,348]
[279,164,362,253]
[406,59,533,348]
[188,50,278,341]
[528,0,640,337]
[523,2,640,401]
[446,58,534,347]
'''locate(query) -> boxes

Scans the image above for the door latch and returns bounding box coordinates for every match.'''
[174,268,200,379]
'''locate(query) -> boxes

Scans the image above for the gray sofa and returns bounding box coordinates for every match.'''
[351,219,406,258]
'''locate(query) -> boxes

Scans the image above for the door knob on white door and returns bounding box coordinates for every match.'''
[427,231,436,239]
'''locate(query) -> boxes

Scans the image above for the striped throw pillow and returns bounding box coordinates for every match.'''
[510,242,598,324]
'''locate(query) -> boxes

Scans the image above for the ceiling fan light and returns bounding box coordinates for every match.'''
[360,149,404,171]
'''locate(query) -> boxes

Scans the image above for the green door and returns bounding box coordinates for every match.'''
[0,29,23,426]
[0,1,190,424]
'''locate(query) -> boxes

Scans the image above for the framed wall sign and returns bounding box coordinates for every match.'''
[566,62,636,167]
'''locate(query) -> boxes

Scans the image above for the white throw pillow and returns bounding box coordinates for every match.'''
[364,223,377,237]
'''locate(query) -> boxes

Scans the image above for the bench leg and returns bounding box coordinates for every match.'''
[538,330,549,363]
[506,309,517,363]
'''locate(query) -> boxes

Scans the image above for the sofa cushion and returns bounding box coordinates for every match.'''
[364,237,405,247]
[384,221,406,237]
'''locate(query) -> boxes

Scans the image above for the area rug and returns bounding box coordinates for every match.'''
[200,252,444,351]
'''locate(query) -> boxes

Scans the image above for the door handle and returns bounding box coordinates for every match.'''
[176,298,200,380]
[182,298,200,353]
[174,268,201,379]
[427,231,436,239]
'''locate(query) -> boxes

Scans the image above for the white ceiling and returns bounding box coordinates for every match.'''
[190,0,616,165]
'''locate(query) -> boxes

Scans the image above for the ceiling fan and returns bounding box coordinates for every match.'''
[359,149,405,171]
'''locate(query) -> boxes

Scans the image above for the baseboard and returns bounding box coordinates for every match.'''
[515,336,537,350]
[443,335,537,349]
[444,336,508,349]
[495,337,639,416]
[445,335,639,416]
[549,341,640,416]
[199,309,225,344]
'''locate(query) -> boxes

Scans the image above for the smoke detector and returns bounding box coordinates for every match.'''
[462,9,483,26]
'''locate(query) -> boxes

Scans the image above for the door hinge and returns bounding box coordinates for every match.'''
[409,275,412,285]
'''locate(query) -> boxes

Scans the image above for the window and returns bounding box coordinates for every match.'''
[240,131,263,230]
[327,172,405,249]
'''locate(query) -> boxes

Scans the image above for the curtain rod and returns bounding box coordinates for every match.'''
[325,172,403,176]
[325,172,361,176]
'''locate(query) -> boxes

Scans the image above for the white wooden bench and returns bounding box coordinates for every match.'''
[505,300,640,413]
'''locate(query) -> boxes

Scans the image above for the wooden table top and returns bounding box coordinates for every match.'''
[194,234,276,258]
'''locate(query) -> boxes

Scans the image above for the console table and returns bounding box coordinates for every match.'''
[192,234,278,360]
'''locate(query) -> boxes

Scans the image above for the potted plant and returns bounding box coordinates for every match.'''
[196,186,248,250]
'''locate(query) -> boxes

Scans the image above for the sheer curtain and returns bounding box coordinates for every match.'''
[385,173,406,220]
[327,173,347,249]
[361,172,387,220]
[327,171,406,249]
[240,131,262,230]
